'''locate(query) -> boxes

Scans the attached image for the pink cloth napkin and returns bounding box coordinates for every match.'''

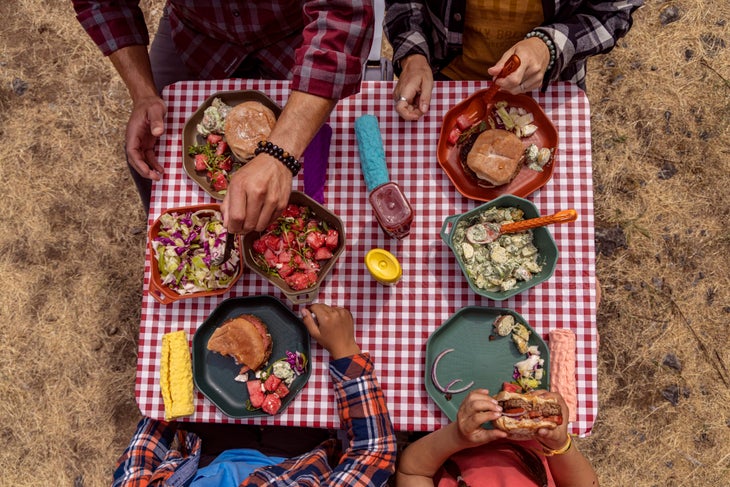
[549,329,577,423]
[302,124,332,204]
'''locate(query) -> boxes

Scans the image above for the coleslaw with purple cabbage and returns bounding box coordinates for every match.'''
[152,209,240,295]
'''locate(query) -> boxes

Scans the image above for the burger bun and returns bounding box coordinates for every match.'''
[493,390,562,440]
[207,314,273,371]
[466,129,524,187]
[224,101,277,160]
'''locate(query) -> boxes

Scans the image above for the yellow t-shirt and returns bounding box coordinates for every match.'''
[441,0,544,80]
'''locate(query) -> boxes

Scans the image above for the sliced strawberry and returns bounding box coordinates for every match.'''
[261,393,282,415]
[263,374,282,393]
[194,153,208,171]
[206,133,223,145]
[314,247,333,260]
[215,140,229,156]
[246,380,265,409]
[275,382,290,398]
[324,229,339,250]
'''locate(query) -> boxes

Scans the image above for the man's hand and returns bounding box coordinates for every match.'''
[108,45,167,180]
[301,304,361,360]
[125,95,166,180]
[392,54,433,121]
[488,37,551,94]
[221,154,293,233]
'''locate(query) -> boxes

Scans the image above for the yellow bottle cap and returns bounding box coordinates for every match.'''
[365,248,402,285]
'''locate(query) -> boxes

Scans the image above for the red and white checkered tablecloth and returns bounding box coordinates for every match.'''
[138,79,598,436]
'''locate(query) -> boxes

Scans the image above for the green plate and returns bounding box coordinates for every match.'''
[192,295,311,418]
[440,194,559,301]
[425,306,550,422]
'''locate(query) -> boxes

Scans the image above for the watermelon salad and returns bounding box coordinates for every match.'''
[237,351,307,415]
[250,204,340,291]
[187,98,244,194]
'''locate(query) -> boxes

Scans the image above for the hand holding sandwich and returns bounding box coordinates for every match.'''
[301,304,361,360]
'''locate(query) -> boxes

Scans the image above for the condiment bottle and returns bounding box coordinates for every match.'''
[365,248,402,286]
[355,115,414,239]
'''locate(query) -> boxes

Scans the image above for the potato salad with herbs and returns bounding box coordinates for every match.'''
[452,207,543,292]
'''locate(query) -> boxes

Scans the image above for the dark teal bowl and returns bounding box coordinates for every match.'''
[440,195,559,301]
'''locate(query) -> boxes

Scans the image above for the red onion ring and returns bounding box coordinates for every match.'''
[444,378,475,394]
[431,348,474,395]
[431,348,454,393]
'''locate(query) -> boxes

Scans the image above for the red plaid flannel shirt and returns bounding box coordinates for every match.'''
[73,0,374,100]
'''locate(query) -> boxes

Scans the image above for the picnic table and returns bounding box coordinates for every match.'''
[137,79,598,435]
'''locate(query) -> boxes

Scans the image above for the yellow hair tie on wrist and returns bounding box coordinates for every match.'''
[542,435,572,456]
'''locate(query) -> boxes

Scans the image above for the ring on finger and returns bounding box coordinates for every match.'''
[395,95,408,104]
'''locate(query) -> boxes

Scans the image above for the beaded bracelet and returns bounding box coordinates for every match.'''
[254,140,302,176]
[525,30,557,71]
[542,435,572,457]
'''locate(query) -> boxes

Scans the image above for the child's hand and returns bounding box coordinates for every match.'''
[302,304,361,359]
[455,389,508,447]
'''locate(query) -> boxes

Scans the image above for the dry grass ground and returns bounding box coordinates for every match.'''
[0,0,728,485]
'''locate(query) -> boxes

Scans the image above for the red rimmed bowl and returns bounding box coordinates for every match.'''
[148,203,243,305]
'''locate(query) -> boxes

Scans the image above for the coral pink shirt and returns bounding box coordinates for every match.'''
[435,440,556,487]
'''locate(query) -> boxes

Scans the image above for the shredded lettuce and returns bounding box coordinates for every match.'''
[152,209,239,295]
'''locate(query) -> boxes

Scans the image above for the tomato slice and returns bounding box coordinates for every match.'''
[502,382,522,393]
[505,407,526,415]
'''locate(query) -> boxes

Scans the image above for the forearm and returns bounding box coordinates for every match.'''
[329,354,397,486]
[396,423,469,484]
[383,0,432,70]
[540,0,643,77]
[108,45,159,102]
[267,90,336,160]
[547,441,600,487]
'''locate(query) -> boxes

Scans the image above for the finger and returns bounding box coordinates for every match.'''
[143,148,164,179]
[227,192,247,234]
[148,103,166,137]
[301,308,322,338]
[254,197,278,233]
[221,196,231,229]
[418,77,433,115]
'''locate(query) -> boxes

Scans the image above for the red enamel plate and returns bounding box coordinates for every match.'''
[437,90,559,201]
